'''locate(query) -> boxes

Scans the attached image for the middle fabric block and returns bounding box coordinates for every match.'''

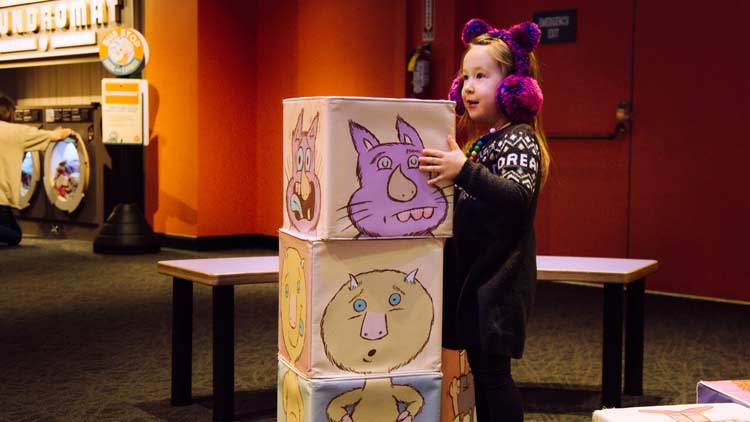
[278,229,444,379]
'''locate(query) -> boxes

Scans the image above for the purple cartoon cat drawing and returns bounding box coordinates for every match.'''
[286,110,322,234]
[346,116,448,238]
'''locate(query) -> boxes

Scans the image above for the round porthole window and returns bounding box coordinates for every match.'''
[43,136,90,213]
[19,151,41,209]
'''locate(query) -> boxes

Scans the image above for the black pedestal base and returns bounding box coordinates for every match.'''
[93,203,160,254]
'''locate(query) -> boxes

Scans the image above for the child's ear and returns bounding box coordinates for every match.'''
[349,120,380,155]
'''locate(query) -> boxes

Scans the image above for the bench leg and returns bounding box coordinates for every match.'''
[171,278,193,406]
[602,283,624,408]
[213,285,235,421]
[624,278,645,395]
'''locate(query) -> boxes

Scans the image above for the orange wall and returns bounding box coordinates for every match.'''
[254,1,298,237]
[196,0,257,236]
[144,0,199,237]
[253,0,407,236]
[145,1,407,237]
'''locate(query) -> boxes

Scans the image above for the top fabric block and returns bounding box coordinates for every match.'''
[282,97,455,240]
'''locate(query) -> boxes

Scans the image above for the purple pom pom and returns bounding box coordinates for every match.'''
[497,75,543,123]
[509,22,541,54]
[462,19,491,44]
[449,76,465,115]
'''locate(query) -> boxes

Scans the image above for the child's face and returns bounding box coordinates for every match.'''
[461,44,505,127]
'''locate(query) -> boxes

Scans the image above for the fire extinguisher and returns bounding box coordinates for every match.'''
[407,43,431,98]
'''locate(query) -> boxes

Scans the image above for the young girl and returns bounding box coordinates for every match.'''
[419,19,550,421]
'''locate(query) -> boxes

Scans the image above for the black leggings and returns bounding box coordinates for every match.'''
[466,348,523,422]
[0,205,22,246]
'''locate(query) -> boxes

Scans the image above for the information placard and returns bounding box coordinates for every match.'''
[101,78,148,145]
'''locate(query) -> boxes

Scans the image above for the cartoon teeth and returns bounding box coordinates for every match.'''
[395,207,435,222]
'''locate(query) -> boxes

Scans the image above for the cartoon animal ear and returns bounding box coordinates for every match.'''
[349,120,381,155]
[307,113,319,141]
[395,116,424,149]
[293,110,304,141]
[348,273,359,290]
[405,269,418,284]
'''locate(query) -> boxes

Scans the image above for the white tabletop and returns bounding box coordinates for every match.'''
[537,255,659,284]
[158,255,658,286]
[157,256,279,286]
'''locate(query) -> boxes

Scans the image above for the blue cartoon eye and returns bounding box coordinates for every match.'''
[296,148,304,170]
[305,148,312,171]
[353,298,367,312]
[389,293,402,306]
[284,283,289,298]
[407,155,419,169]
[377,156,392,170]
[298,320,305,336]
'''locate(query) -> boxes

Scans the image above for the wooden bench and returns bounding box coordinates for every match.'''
[537,256,659,408]
[158,254,657,418]
[157,257,278,422]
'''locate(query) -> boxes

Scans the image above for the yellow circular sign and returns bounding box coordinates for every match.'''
[99,27,149,76]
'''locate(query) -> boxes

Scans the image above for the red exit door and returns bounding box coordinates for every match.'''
[629,2,750,301]
[486,1,635,258]
[480,1,749,301]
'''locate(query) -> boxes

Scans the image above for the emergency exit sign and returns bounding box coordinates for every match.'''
[533,9,577,43]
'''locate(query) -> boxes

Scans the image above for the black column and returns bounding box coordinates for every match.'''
[602,283,624,407]
[624,278,645,395]
[212,285,235,421]
[171,278,193,406]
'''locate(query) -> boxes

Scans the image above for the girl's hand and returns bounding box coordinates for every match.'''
[419,136,466,185]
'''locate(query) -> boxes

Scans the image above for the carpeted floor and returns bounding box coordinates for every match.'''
[0,238,747,421]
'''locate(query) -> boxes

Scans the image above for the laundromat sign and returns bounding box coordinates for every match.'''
[0,0,134,68]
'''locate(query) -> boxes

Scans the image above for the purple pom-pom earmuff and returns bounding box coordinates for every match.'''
[449,18,543,123]
[497,75,543,123]
[461,19,491,44]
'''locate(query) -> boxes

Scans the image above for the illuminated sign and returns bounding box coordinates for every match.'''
[98,26,147,76]
[0,0,133,68]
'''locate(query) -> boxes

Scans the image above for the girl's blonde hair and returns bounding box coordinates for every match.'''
[457,34,550,187]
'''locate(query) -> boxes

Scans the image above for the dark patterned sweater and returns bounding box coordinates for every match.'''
[443,123,542,358]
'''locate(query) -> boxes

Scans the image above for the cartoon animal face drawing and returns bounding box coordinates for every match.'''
[449,350,476,421]
[281,369,304,422]
[326,378,424,422]
[320,269,434,374]
[346,117,448,238]
[286,110,322,233]
[280,248,307,362]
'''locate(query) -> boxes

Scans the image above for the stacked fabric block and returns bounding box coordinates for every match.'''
[277,97,455,422]
[592,403,750,421]
[593,403,750,422]
[698,380,750,408]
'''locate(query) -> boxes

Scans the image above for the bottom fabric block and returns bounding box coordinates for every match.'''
[277,358,442,422]
[440,349,476,422]
[592,403,750,422]
[698,380,750,408]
